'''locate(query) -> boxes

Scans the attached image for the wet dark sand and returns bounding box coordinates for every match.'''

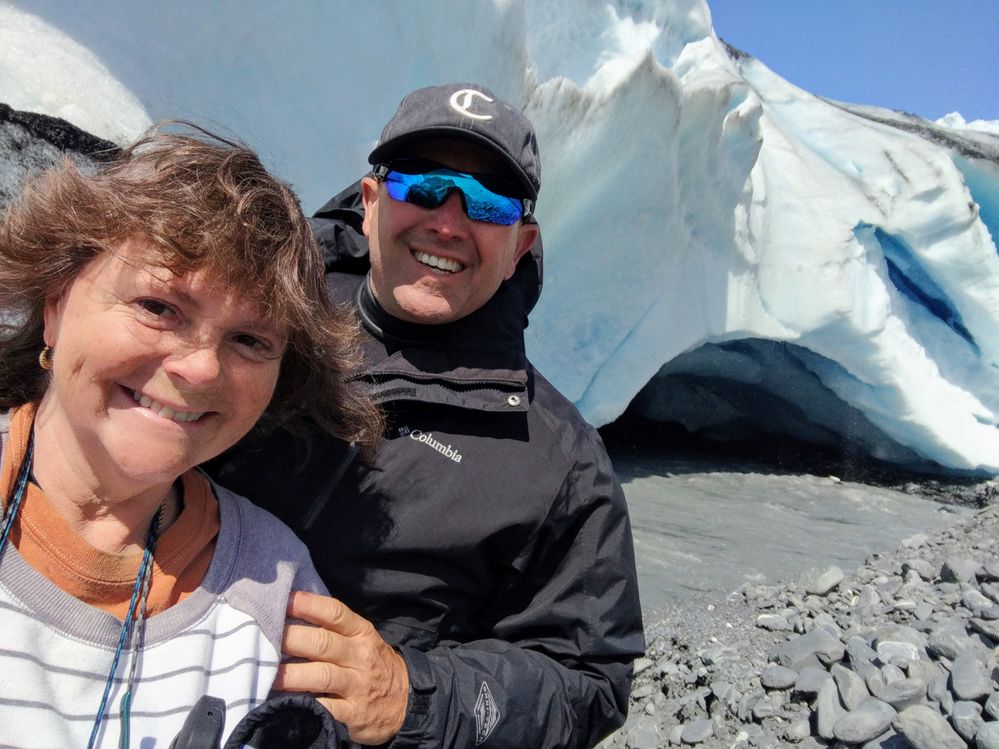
[601,421,989,614]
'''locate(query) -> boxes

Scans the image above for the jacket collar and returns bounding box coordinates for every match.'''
[327,272,530,412]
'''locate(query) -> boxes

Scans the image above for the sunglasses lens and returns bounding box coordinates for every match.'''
[459,179,524,226]
[383,168,523,225]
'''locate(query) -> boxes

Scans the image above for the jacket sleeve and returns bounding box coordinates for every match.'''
[388,452,645,749]
[223,694,350,749]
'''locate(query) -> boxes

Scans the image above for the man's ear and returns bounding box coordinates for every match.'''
[506,222,540,279]
[360,176,380,238]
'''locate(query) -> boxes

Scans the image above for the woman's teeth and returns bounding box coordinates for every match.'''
[414,251,463,273]
[132,390,205,423]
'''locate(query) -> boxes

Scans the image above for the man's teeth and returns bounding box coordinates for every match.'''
[414,251,463,273]
[132,390,205,423]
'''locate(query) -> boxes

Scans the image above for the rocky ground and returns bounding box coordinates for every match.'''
[599,477,999,748]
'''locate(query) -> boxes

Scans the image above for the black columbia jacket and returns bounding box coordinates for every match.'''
[209,183,644,749]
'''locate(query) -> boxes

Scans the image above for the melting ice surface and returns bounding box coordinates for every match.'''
[3,0,998,474]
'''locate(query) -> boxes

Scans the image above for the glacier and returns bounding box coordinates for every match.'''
[2,0,997,474]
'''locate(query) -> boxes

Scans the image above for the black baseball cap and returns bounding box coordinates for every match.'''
[368,83,541,201]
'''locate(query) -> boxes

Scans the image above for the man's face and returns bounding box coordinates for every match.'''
[361,139,539,325]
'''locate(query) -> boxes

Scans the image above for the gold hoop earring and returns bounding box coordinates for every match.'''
[39,345,54,370]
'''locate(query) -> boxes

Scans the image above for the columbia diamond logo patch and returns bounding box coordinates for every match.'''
[474,681,500,744]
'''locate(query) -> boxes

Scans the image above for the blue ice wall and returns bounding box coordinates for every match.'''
[869,225,978,352]
[952,155,999,256]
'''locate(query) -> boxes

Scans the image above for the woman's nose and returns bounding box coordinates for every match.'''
[164,343,222,386]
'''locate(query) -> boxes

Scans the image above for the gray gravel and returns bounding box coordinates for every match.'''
[599,477,999,748]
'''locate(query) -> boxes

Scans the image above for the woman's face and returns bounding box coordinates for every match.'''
[40,238,286,488]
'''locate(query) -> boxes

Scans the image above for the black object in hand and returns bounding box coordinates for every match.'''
[170,695,226,749]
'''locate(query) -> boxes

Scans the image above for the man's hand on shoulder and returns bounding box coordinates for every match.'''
[275,591,410,745]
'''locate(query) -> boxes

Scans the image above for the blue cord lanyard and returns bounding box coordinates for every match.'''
[0,429,162,749]
[0,430,33,554]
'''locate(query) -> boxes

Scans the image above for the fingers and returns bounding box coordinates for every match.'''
[280,590,410,744]
[287,590,369,637]
[282,621,350,663]
[275,655,409,744]
[273,659,349,696]
[273,666,372,741]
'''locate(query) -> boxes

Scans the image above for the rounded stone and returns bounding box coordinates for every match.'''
[941,557,982,584]
[971,617,999,641]
[950,700,984,742]
[877,641,920,667]
[860,728,907,749]
[878,677,926,709]
[630,684,654,700]
[964,589,996,615]
[832,663,871,710]
[983,561,999,581]
[951,652,991,701]
[902,558,938,580]
[928,625,971,660]
[784,718,811,742]
[805,565,845,596]
[632,656,654,676]
[907,659,944,687]
[668,724,684,745]
[846,636,879,666]
[680,718,713,744]
[760,664,797,690]
[875,624,927,650]
[914,601,935,621]
[775,627,845,669]
[794,666,832,695]
[817,678,847,740]
[977,722,999,749]
[881,663,906,684]
[624,717,660,749]
[752,698,777,720]
[982,582,999,602]
[927,673,955,714]
[710,679,732,701]
[985,691,999,720]
[757,613,793,631]
[834,698,897,744]
[893,704,966,749]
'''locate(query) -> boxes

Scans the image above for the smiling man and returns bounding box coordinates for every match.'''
[211,83,644,749]
[362,137,537,325]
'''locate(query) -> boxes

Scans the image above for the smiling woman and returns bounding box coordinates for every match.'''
[39,238,287,506]
[0,125,378,748]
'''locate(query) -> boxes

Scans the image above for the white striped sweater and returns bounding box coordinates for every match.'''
[0,481,328,748]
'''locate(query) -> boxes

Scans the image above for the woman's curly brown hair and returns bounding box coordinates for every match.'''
[0,122,381,455]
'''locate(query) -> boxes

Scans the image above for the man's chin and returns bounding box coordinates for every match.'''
[398,306,461,326]
[392,290,463,326]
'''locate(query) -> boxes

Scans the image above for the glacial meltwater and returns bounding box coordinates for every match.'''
[608,447,973,615]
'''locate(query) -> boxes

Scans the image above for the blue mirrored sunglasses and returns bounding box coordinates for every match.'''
[373,160,532,226]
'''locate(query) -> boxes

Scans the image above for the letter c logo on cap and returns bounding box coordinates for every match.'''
[449,89,494,121]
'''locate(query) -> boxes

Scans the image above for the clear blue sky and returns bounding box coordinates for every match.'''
[708,1,999,122]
